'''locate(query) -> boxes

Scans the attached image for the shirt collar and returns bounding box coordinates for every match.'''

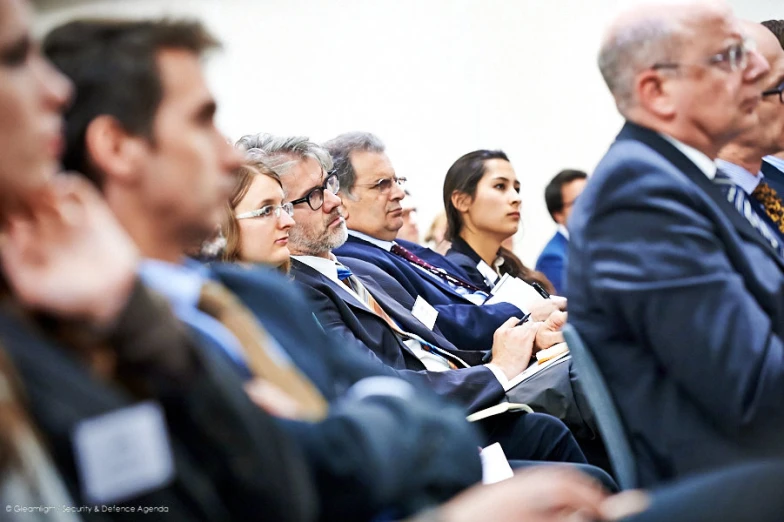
[715,159,763,194]
[138,258,206,310]
[764,155,784,173]
[557,224,570,240]
[292,254,340,282]
[660,133,718,180]
[348,229,395,252]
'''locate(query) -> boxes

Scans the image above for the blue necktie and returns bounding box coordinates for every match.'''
[714,169,784,259]
[336,264,353,281]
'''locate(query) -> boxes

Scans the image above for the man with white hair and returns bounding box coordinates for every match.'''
[567,0,784,487]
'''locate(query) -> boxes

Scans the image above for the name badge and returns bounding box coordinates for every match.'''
[411,296,438,330]
[476,260,500,287]
[73,402,175,504]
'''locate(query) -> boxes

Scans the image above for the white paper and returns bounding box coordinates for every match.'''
[411,296,439,330]
[483,275,544,313]
[480,443,515,484]
[73,402,175,504]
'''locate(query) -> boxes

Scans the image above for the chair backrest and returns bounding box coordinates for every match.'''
[563,324,638,490]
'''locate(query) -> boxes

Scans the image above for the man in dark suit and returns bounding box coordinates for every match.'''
[536,169,587,294]
[45,18,488,521]
[0,5,316,520]
[231,134,595,470]
[568,0,783,487]
[760,20,784,195]
[716,22,784,244]
[325,132,565,352]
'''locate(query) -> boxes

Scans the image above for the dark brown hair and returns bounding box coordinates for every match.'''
[42,18,219,187]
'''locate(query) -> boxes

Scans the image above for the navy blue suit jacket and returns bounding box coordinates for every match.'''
[334,236,522,351]
[761,159,784,196]
[568,121,784,487]
[536,231,568,294]
[206,263,483,520]
[289,259,504,413]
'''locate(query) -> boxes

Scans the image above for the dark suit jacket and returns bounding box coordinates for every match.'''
[568,121,784,487]
[761,159,784,196]
[206,263,484,521]
[289,259,504,413]
[335,236,522,351]
[444,237,497,292]
[0,279,316,522]
[536,231,568,295]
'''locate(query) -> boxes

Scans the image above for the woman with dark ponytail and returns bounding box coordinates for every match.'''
[443,150,555,294]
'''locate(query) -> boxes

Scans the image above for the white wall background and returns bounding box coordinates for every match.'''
[34,0,784,265]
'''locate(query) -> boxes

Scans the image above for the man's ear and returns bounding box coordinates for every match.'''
[552,210,566,226]
[637,70,677,119]
[451,190,472,213]
[84,115,148,184]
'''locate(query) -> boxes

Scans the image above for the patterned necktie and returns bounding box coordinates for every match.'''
[752,180,784,234]
[714,170,784,259]
[389,243,484,293]
[198,280,328,420]
[336,263,467,369]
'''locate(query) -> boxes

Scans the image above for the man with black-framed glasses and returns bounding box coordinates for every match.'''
[717,21,784,244]
[758,20,784,200]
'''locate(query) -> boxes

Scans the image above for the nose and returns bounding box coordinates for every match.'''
[279,210,295,230]
[37,56,73,112]
[745,46,770,83]
[322,189,342,213]
[390,180,405,201]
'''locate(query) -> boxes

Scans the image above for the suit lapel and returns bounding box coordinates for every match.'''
[617,122,784,272]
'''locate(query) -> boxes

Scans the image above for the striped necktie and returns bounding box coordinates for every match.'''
[198,280,328,420]
[714,170,784,259]
[335,263,468,369]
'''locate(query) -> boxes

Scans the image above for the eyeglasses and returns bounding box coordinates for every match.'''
[652,38,755,73]
[236,202,294,220]
[355,176,407,194]
[289,173,340,211]
[762,80,784,104]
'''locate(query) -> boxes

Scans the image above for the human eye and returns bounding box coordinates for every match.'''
[0,38,31,68]
[258,205,274,217]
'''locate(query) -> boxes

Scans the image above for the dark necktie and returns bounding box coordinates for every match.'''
[714,170,784,259]
[752,180,784,234]
[336,263,467,369]
[389,243,484,293]
[198,280,328,420]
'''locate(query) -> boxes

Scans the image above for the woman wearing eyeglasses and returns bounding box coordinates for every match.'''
[443,150,555,294]
[222,163,296,272]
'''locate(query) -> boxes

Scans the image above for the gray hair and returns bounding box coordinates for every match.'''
[322,131,386,196]
[235,133,333,177]
[598,16,684,114]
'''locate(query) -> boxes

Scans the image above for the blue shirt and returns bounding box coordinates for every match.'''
[138,259,249,370]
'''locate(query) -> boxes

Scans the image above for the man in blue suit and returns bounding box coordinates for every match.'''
[568,0,784,487]
[716,22,784,244]
[46,18,487,521]
[328,132,565,352]
[536,169,587,294]
[760,20,784,196]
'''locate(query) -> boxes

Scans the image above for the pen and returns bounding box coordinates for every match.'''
[515,313,531,326]
[531,281,551,299]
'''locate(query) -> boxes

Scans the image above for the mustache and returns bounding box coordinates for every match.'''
[325,208,344,222]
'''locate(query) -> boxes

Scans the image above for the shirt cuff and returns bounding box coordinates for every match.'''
[484,363,513,391]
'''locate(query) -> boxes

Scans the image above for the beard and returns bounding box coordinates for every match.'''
[289,212,348,256]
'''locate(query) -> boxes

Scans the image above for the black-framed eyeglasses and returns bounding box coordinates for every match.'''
[355,176,407,194]
[289,172,340,211]
[652,38,755,73]
[236,202,294,220]
[762,81,784,104]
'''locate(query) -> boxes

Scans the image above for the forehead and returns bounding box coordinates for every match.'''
[350,150,395,181]
[155,48,212,111]
[482,159,517,181]
[0,0,28,46]
[680,7,740,54]
[282,156,324,198]
[244,174,284,203]
[757,28,784,78]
